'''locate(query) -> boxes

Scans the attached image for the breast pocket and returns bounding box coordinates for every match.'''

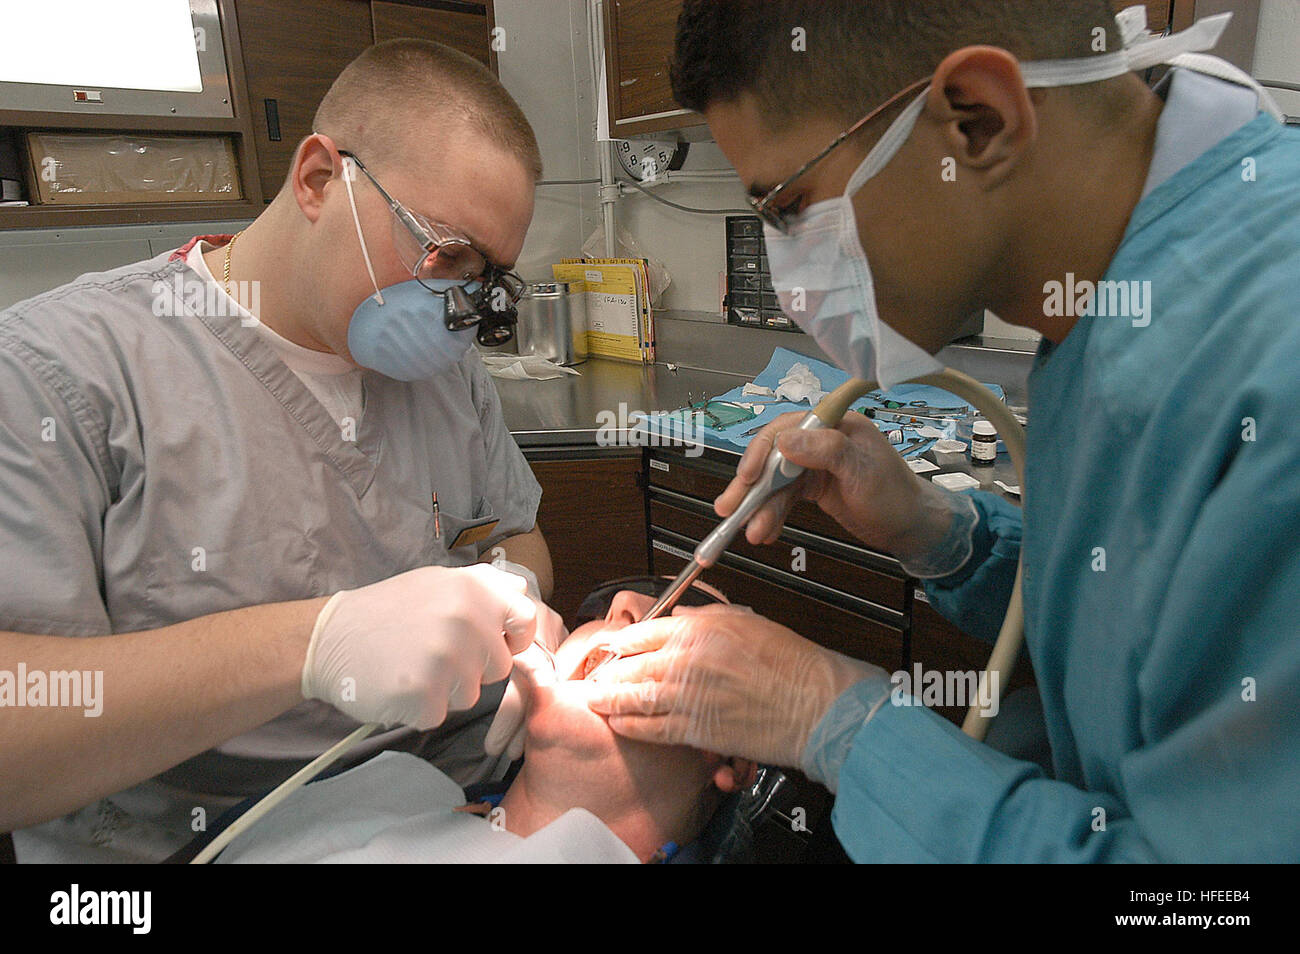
[428,497,500,564]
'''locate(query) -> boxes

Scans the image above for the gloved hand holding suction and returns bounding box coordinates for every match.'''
[719,409,965,553]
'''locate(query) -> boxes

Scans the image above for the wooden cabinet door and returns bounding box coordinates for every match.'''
[371,0,498,73]
[1112,0,1175,31]
[235,0,373,199]
[604,0,705,136]
[529,454,648,625]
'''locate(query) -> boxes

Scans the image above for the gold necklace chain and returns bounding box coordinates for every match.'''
[223,230,244,299]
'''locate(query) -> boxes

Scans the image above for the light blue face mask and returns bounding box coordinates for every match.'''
[347,279,477,381]
[339,153,477,380]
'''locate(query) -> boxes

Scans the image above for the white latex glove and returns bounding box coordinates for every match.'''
[489,556,543,605]
[303,564,563,730]
[585,604,883,767]
[484,642,559,760]
[482,556,567,759]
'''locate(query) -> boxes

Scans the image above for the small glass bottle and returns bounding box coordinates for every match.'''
[971,420,998,465]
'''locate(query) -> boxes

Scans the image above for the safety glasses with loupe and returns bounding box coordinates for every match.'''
[339,150,527,346]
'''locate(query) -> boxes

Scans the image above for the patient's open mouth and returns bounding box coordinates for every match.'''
[577,644,614,680]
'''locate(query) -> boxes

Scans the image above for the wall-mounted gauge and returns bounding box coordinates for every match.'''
[614,139,689,182]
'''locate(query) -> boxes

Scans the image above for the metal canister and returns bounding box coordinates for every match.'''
[518,281,586,366]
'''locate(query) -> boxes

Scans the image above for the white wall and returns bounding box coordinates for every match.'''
[493,0,600,281]
[614,141,749,315]
[1254,0,1300,117]
[0,221,251,311]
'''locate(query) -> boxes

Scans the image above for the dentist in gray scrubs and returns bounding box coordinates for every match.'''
[0,40,564,862]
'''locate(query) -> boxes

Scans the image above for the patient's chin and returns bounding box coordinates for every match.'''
[527,679,617,752]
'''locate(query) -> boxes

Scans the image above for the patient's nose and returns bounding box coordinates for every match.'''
[603,590,656,627]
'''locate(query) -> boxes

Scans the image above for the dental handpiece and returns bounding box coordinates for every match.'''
[585,380,877,677]
[638,409,826,622]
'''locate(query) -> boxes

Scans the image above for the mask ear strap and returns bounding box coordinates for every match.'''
[845,91,928,195]
[342,156,385,306]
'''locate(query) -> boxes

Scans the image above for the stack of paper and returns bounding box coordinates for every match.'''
[552,257,655,364]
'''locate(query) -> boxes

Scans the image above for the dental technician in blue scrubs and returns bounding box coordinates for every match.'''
[588,0,1300,862]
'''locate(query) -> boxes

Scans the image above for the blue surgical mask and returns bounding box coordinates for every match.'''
[340,154,476,380]
[347,279,476,381]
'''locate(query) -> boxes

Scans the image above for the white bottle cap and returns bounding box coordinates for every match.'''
[973,420,997,436]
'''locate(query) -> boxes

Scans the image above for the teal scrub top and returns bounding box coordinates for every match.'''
[804,108,1300,861]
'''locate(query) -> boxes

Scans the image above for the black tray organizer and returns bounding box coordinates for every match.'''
[724,215,801,333]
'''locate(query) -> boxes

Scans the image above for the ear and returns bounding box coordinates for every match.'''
[926,45,1038,187]
[290,133,344,224]
[711,757,758,793]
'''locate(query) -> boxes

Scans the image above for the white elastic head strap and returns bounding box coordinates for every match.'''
[1020,9,1282,119]
[848,9,1277,194]
[1018,8,1231,84]
[341,156,385,306]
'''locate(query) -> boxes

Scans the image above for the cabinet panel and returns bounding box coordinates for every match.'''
[530,455,648,625]
[372,0,497,72]
[649,499,906,612]
[1111,0,1174,31]
[235,0,374,199]
[604,0,705,136]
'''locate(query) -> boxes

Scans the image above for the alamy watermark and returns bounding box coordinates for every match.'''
[595,402,705,457]
[890,664,999,717]
[1043,273,1152,327]
[0,664,103,717]
[50,884,150,934]
[151,273,261,324]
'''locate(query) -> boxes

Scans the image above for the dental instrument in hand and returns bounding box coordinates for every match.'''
[585,378,874,677]
[584,369,1029,748]
[192,628,553,864]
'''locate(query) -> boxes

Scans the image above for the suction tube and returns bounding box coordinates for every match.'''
[814,371,1026,741]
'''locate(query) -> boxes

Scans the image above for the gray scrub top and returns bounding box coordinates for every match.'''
[0,248,542,860]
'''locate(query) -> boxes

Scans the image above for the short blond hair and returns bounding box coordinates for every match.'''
[313,38,542,180]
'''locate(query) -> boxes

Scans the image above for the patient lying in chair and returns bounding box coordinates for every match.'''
[216,585,751,863]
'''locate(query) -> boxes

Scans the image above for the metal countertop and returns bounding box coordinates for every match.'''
[494,357,1024,500]
[493,357,747,449]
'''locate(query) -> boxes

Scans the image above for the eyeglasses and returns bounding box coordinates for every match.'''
[339,151,527,346]
[749,77,931,234]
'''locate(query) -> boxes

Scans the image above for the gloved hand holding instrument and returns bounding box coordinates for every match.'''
[585,370,1027,767]
[191,562,563,863]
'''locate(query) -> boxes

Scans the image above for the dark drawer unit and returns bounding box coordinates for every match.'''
[724,215,798,332]
[649,498,905,614]
[644,445,1033,724]
[647,448,895,557]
